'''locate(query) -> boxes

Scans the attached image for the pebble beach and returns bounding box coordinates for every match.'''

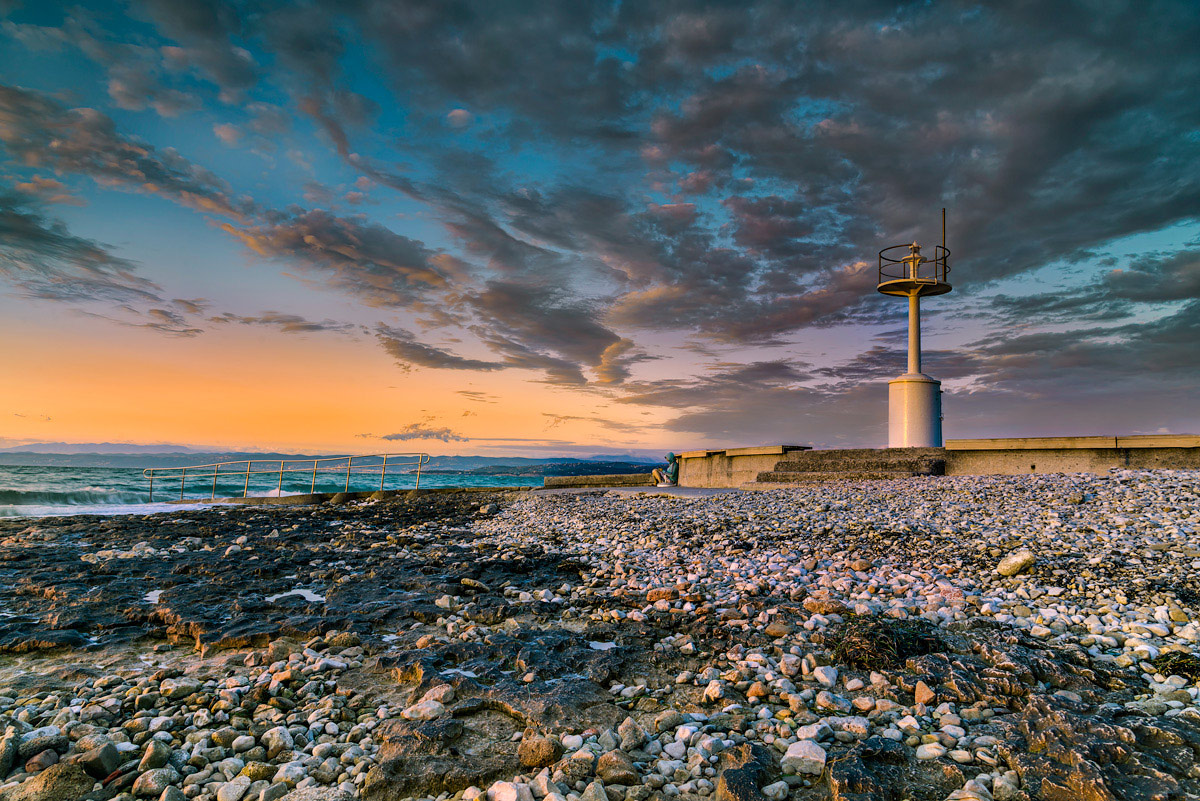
[2,470,1200,801]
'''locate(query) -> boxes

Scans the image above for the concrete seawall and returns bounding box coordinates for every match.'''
[943,435,1200,475]
[672,435,1200,487]
[677,445,812,488]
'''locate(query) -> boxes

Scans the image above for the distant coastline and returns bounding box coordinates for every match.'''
[0,451,659,471]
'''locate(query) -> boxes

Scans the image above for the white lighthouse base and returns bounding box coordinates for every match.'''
[888,373,943,448]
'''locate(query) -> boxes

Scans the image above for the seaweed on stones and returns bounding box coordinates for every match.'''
[1151,651,1200,681]
[825,616,944,670]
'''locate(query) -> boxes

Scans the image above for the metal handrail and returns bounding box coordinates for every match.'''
[143,452,430,502]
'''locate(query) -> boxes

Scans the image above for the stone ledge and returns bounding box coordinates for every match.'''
[946,434,1200,450]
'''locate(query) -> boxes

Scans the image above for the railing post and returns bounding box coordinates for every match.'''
[380,455,388,490]
[244,461,251,498]
[148,471,154,503]
[345,457,352,492]
[311,460,317,494]
[278,461,284,496]
[180,468,186,501]
[212,464,218,500]
[415,454,423,491]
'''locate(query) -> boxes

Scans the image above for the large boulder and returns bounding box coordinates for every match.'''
[6,762,93,801]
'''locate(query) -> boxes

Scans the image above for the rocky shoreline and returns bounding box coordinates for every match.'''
[2,471,1200,801]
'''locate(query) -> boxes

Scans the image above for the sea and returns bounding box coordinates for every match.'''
[0,464,534,518]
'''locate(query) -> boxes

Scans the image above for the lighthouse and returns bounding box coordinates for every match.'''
[876,211,952,448]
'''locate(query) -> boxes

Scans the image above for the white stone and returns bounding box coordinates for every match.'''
[781,740,826,775]
[812,666,838,687]
[217,776,252,801]
[762,780,789,801]
[488,781,520,801]
[401,700,445,720]
[996,550,1036,577]
[793,722,832,742]
[915,743,946,760]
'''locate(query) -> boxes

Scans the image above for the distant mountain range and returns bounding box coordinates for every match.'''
[425,461,654,477]
[0,446,660,470]
[0,442,204,454]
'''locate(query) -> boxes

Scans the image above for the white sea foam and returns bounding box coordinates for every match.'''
[441,668,478,678]
[266,588,326,603]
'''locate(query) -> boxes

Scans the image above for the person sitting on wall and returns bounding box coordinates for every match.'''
[651,453,679,487]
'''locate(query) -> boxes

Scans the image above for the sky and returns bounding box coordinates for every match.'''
[1,0,1198,457]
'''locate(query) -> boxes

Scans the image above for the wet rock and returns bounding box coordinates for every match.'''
[517,735,562,769]
[159,677,200,700]
[18,732,68,761]
[80,742,122,779]
[279,789,353,801]
[5,762,93,801]
[616,717,646,751]
[995,694,1200,801]
[25,748,59,773]
[261,727,294,760]
[595,751,637,786]
[363,717,514,801]
[826,737,911,801]
[654,711,685,733]
[139,740,172,771]
[578,780,606,801]
[132,767,181,797]
[217,775,252,801]
[0,732,15,776]
[716,743,778,801]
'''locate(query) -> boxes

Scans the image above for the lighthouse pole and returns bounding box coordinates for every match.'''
[908,293,921,375]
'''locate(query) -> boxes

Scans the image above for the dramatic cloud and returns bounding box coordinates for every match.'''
[370,424,469,443]
[0,187,160,305]
[0,85,255,218]
[1104,250,1200,303]
[210,311,354,334]
[221,211,449,308]
[376,325,503,372]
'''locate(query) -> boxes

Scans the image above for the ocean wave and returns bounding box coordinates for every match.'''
[0,489,147,506]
